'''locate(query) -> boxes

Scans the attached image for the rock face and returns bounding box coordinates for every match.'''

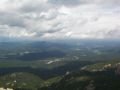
[85,81,95,90]
[0,88,13,90]
[115,65,120,75]
[65,71,70,75]
[103,64,112,69]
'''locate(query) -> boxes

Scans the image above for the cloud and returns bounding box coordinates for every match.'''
[48,0,120,6]
[0,0,120,40]
[19,0,50,13]
[0,12,26,27]
[48,0,81,6]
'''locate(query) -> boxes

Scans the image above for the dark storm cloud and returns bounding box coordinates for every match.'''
[47,26,64,33]
[20,3,48,13]
[105,29,120,38]
[0,12,25,27]
[48,0,120,6]
[48,0,81,6]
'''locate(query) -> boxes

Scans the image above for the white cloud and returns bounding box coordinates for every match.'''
[0,0,120,40]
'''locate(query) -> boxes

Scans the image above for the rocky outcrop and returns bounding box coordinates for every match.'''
[85,81,95,90]
[115,65,120,75]
[0,88,13,90]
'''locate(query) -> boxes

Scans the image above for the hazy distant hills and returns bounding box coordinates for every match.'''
[0,40,120,61]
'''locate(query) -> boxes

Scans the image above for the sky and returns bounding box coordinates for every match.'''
[0,0,120,41]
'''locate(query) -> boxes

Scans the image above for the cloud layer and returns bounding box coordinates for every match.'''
[0,0,120,40]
